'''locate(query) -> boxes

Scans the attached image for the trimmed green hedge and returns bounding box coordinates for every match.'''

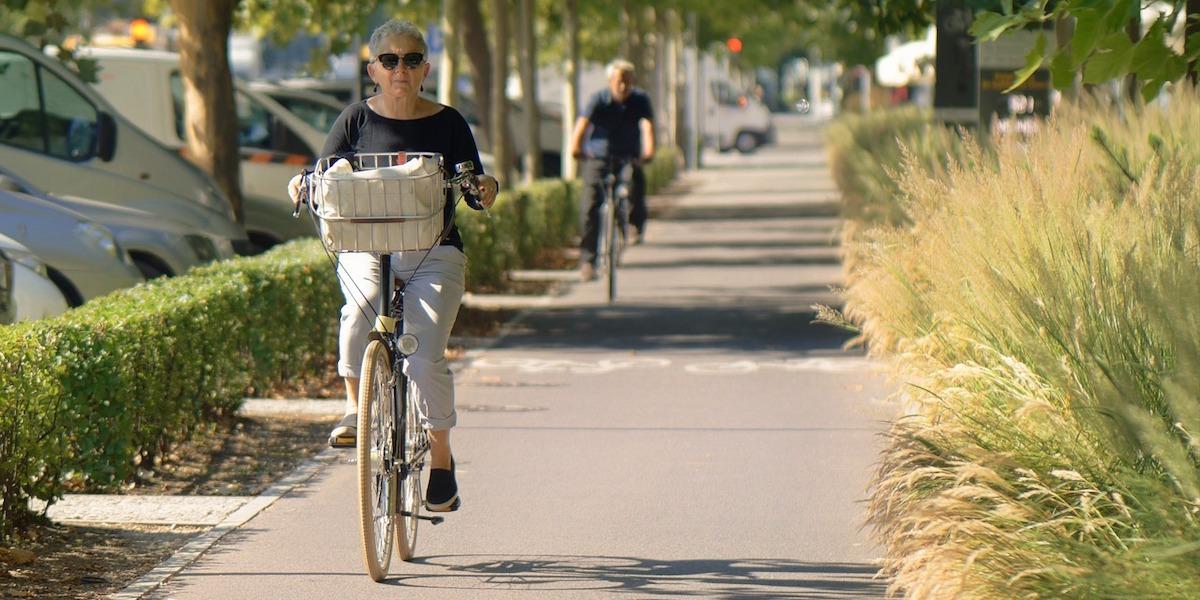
[0,154,679,540]
[0,241,339,537]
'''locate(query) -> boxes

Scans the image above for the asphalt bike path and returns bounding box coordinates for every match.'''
[145,114,893,599]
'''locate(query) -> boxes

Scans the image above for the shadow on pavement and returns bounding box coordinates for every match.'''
[392,554,887,598]
[651,239,837,250]
[659,204,840,221]
[625,254,840,269]
[499,305,853,354]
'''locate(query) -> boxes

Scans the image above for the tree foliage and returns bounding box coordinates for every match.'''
[970,0,1200,100]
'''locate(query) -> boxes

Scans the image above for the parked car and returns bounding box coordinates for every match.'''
[0,34,249,258]
[0,188,144,306]
[0,233,69,323]
[245,81,344,135]
[82,46,322,251]
[0,166,226,278]
[707,79,776,153]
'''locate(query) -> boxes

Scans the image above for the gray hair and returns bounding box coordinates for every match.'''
[606,59,635,78]
[368,19,427,57]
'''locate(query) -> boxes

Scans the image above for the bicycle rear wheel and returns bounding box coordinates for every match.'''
[357,340,395,581]
[395,374,423,561]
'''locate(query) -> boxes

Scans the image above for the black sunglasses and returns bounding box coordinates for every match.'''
[376,52,425,70]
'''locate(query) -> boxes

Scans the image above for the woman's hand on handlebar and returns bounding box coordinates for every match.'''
[476,174,499,209]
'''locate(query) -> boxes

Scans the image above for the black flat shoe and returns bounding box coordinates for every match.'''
[328,413,356,448]
[425,458,460,512]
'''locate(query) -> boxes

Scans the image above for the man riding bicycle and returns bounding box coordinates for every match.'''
[569,59,655,282]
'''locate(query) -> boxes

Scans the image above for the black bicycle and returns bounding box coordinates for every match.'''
[294,152,481,581]
[596,157,637,303]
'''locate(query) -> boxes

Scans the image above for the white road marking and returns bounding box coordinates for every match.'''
[469,356,874,375]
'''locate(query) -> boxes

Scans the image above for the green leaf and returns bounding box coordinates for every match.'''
[1140,79,1166,103]
[1050,48,1076,90]
[1070,8,1103,65]
[1185,32,1200,62]
[1005,33,1047,92]
[1082,31,1134,85]
[1103,0,1137,32]
[1130,20,1169,80]
[971,11,1021,42]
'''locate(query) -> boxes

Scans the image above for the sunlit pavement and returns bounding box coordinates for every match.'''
[143,113,894,600]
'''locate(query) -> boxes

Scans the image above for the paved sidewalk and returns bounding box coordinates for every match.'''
[120,114,892,599]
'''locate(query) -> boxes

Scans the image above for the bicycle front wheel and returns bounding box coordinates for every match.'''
[604,198,618,302]
[357,340,395,581]
[395,374,423,561]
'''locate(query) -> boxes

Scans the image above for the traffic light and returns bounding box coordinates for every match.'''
[726,37,743,54]
[129,18,153,48]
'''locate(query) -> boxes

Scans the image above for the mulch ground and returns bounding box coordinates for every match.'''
[0,272,554,599]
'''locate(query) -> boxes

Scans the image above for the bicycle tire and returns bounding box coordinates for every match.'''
[597,195,611,274]
[609,200,619,304]
[395,375,422,561]
[357,340,395,581]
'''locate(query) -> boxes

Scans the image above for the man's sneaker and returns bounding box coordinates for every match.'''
[580,263,598,282]
[425,458,460,512]
[328,413,356,448]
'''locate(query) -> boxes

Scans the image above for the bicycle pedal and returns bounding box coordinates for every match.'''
[328,434,356,448]
[400,511,446,525]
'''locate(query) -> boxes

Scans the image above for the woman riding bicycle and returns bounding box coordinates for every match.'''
[311,19,498,512]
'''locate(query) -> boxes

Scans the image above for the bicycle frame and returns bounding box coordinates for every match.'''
[373,253,430,503]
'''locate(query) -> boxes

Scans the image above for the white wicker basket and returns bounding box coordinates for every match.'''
[311,152,446,253]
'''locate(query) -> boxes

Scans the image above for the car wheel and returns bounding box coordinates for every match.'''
[131,254,173,280]
[735,132,758,154]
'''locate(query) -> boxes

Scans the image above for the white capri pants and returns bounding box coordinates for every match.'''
[337,246,466,430]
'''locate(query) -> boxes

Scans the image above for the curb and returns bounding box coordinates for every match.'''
[108,448,339,599]
[109,273,569,599]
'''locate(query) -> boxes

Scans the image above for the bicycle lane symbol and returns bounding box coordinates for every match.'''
[683,357,873,375]
[471,357,673,375]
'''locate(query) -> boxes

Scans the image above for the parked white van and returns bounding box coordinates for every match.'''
[82,47,323,251]
[0,34,248,258]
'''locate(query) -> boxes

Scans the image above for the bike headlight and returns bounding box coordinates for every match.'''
[397,333,419,356]
[76,221,120,260]
[185,234,219,262]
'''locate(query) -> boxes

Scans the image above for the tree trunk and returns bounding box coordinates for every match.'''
[489,0,514,185]
[517,0,540,182]
[619,1,632,58]
[169,0,243,224]
[438,0,460,107]
[664,9,681,149]
[1188,0,1200,84]
[561,0,580,180]
[460,0,492,145]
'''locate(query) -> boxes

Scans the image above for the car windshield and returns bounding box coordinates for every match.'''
[270,94,341,134]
